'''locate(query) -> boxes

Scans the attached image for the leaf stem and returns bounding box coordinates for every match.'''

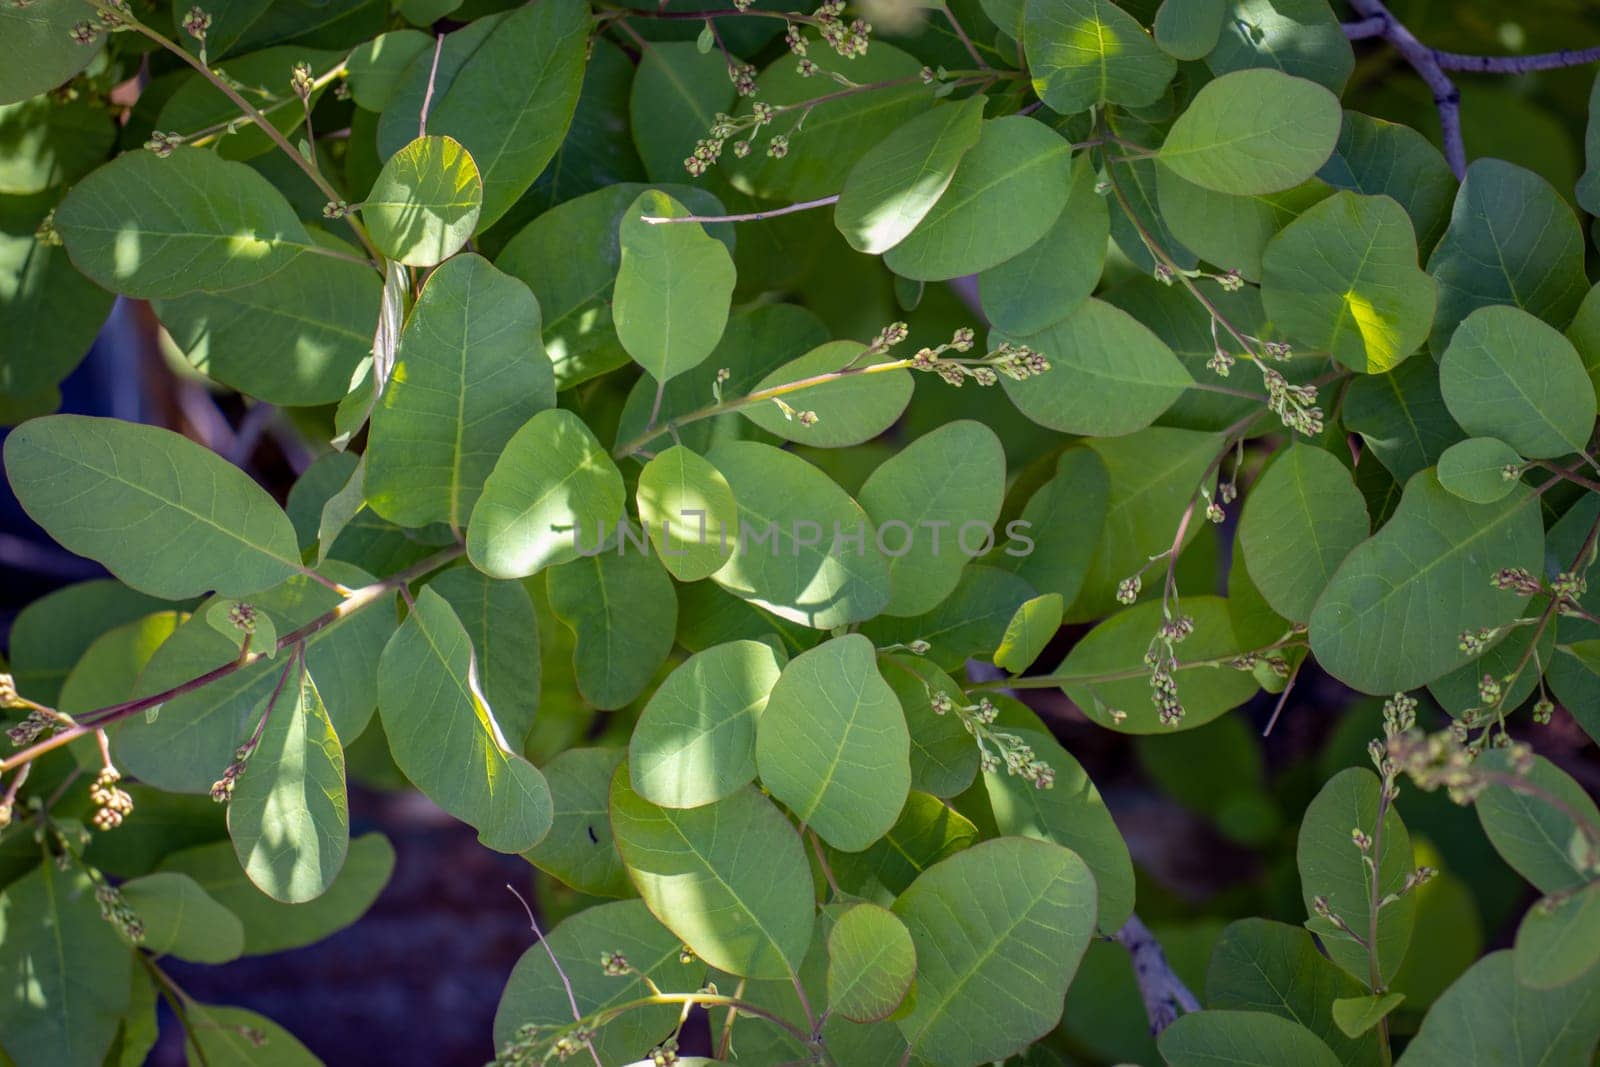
[641,194,840,225]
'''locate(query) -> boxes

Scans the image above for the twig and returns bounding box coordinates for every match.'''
[506,884,602,1067]
[641,194,840,225]
[419,33,445,138]
[1114,914,1200,1035]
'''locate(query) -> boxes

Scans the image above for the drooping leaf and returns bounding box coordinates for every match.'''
[377,587,552,853]
[227,665,348,904]
[1438,304,1597,460]
[892,838,1098,1065]
[1160,69,1341,195]
[425,564,540,752]
[54,147,311,299]
[1396,951,1600,1066]
[366,254,554,529]
[1239,443,1370,622]
[756,635,909,851]
[1308,472,1543,694]
[1160,1010,1342,1067]
[493,900,705,1065]
[0,863,130,1067]
[116,872,244,964]
[1023,0,1177,114]
[5,415,303,599]
[1261,192,1436,374]
[827,903,917,1023]
[414,0,588,228]
[998,297,1193,435]
[1297,767,1416,985]
[739,341,914,448]
[629,639,782,809]
[157,833,395,956]
[858,420,1006,617]
[636,445,739,582]
[1436,438,1522,504]
[466,408,627,579]
[609,768,814,979]
[884,116,1073,281]
[363,135,482,267]
[614,189,737,384]
[1425,159,1588,352]
[834,95,985,254]
[546,543,677,710]
[522,746,633,898]
[707,440,891,628]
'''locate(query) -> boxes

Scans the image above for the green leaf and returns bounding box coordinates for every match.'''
[157,47,342,162]
[979,155,1108,333]
[522,746,633,898]
[998,297,1192,435]
[1582,70,1600,217]
[157,834,395,956]
[58,612,185,718]
[879,654,980,798]
[1397,951,1600,1066]
[1308,471,1544,693]
[1160,69,1341,195]
[466,408,627,579]
[366,254,554,529]
[1436,438,1522,504]
[1160,1010,1342,1067]
[983,704,1135,933]
[1438,305,1596,459]
[1203,0,1353,94]
[991,447,1108,607]
[637,446,739,582]
[420,0,589,228]
[495,182,732,389]
[827,903,917,1023]
[1318,110,1456,256]
[345,30,432,111]
[830,791,978,903]
[1071,427,1222,620]
[629,639,782,809]
[863,564,1034,674]
[1154,0,1225,60]
[756,635,909,851]
[627,43,730,182]
[1205,918,1383,1066]
[858,420,1007,617]
[54,147,311,299]
[5,415,302,599]
[1515,882,1600,990]
[0,0,100,105]
[994,594,1064,674]
[363,135,482,267]
[116,872,244,964]
[893,838,1097,1065]
[547,544,677,710]
[1341,359,1464,484]
[1475,751,1600,895]
[1239,443,1370,622]
[0,96,113,195]
[614,189,737,384]
[740,341,914,448]
[425,564,540,752]
[1261,192,1436,373]
[376,13,506,158]
[152,232,380,406]
[1297,767,1415,985]
[834,96,985,254]
[1157,169,1331,284]
[114,564,390,790]
[7,580,174,707]
[1056,596,1260,733]
[227,665,348,904]
[0,863,130,1067]
[609,768,814,979]
[183,1004,321,1066]
[707,440,891,629]
[1425,159,1588,353]
[493,899,706,1065]
[884,116,1073,281]
[1331,994,1405,1038]
[1023,0,1177,113]
[377,587,552,853]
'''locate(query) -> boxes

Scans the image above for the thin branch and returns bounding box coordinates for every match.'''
[419,33,445,138]
[1343,15,1388,40]
[641,194,840,225]
[506,885,603,1067]
[938,1,988,70]
[1432,44,1600,73]
[1114,914,1200,1035]
[1341,1,1464,177]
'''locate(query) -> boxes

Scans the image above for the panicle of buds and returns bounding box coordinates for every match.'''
[1207,347,1235,377]
[1491,567,1542,596]
[1477,673,1503,706]
[600,950,629,976]
[7,710,62,748]
[1262,368,1323,436]
[90,769,134,831]
[1457,626,1499,656]
[1552,570,1587,603]
[69,20,98,44]
[815,0,871,58]
[210,745,251,803]
[867,320,908,355]
[1216,268,1244,292]
[1350,827,1372,852]
[144,131,182,157]
[0,673,20,709]
[1116,575,1141,605]
[96,884,145,942]
[1533,696,1555,725]
[322,200,349,219]
[291,61,315,101]
[728,60,757,97]
[181,5,211,40]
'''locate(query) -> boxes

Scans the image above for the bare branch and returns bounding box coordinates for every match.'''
[1114,914,1201,1035]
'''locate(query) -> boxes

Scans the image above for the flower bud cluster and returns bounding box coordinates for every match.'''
[1491,567,1542,596]
[928,691,1054,788]
[90,768,134,831]
[96,883,145,942]
[1262,368,1323,436]
[144,131,182,157]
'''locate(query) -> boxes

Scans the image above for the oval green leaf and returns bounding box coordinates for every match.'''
[1436,437,1522,504]
[1160,69,1342,195]
[1024,0,1177,113]
[827,902,917,1023]
[363,134,483,267]
[117,872,244,964]
[1239,443,1370,622]
[637,445,738,582]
